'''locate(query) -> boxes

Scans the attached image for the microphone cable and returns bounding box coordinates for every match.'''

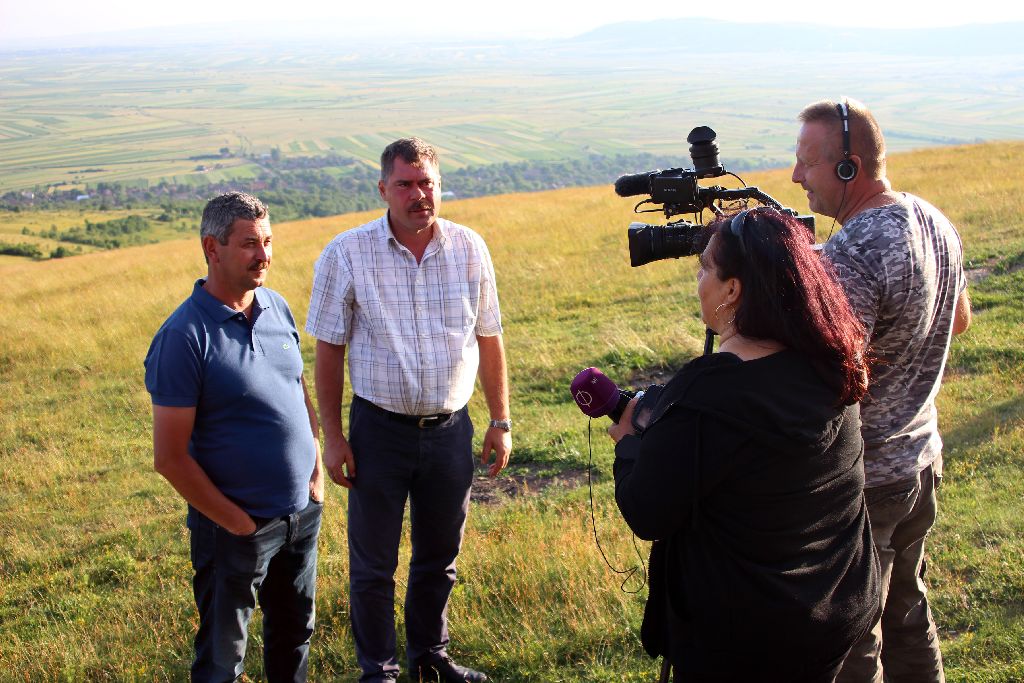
[586,418,648,594]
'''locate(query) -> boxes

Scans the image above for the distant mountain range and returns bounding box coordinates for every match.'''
[4,17,1022,56]
[573,18,1024,56]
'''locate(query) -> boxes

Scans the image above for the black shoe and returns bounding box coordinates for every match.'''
[412,655,488,682]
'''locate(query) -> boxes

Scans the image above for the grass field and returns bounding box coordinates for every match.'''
[1,143,1023,680]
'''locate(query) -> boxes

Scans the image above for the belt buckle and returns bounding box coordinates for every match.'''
[417,413,448,428]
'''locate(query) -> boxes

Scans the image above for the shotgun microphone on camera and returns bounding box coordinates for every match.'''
[614,172,656,198]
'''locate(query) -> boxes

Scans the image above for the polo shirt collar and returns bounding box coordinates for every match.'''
[190,279,272,323]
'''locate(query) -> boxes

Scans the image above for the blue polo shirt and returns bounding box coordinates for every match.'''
[144,280,315,519]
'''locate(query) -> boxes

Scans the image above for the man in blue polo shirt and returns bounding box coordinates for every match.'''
[145,192,324,682]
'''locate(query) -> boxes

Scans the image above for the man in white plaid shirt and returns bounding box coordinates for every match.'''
[306,138,510,683]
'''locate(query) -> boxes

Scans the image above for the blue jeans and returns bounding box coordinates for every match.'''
[188,497,322,683]
[347,396,475,682]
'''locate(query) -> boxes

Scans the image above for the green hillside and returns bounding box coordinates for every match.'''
[1,143,1022,680]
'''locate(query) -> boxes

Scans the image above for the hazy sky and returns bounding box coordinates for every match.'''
[3,0,1022,45]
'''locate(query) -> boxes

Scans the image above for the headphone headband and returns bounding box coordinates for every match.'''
[834,99,857,182]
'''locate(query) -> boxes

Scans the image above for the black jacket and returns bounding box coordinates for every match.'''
[614,350,879,682]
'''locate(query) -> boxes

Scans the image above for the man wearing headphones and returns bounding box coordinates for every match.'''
[792,98,972,683]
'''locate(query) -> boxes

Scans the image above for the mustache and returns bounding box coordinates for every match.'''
[409,202,434,211]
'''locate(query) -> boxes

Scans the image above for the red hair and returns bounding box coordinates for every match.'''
[705,208,868,405]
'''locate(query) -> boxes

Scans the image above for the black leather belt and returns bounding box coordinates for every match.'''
[355,395,453,429]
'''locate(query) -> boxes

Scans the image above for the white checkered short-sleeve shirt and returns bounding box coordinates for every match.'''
[306,214,503,415]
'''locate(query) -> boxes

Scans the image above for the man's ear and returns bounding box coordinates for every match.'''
[849,154,864,180]
[378,180,386,201]
[202,235,220,264]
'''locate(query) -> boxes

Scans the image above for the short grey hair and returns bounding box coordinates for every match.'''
[200,192,269,244]
[380,137,440,184]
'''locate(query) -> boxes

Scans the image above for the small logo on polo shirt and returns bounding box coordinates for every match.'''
[283,343,291,349]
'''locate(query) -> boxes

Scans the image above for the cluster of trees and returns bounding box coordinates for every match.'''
[2,152,705,220]
[266,152,362,171]
[6,214,175,260]
[444,153,688,199]
[0,242,45,258]
[35,214,155,249]
[0,158,383,222]
[2,151,775,259]
[15,214,166,256]
[252,164,383,220]
[0,242,79,259]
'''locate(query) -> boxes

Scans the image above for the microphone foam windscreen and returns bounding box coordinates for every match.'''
[570,367,621,418]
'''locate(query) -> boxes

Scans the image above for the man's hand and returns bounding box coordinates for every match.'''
[309,438,326,502]
[476,333,511,477]
[481,426,511,477]
[323,435,356,489]
[227,516,259,537]
[953,287,972,335]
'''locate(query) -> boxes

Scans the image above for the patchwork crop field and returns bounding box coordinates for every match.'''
[3,40,1023,194]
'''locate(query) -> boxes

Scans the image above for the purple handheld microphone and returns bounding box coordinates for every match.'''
[571,367,634,423]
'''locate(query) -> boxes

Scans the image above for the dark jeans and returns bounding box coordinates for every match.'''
[347,396,474,682]
[189,497,322,683]
[835,463,944,683]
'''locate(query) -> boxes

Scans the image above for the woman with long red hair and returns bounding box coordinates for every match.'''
[610,207,879,682]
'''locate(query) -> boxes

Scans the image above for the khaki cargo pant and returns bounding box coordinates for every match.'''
[834,463,945,683]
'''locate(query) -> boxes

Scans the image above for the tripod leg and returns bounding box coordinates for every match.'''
[658,657,671,683]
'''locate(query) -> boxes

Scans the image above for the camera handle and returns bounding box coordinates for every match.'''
[700,185,784,209]
[703,327,716,356]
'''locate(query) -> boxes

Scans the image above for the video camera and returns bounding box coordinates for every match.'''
[616,126,814,266]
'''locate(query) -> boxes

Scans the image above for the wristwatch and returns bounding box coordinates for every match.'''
[489,418,512,432]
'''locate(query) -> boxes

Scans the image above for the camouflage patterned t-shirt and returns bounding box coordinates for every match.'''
[823,194,966,488]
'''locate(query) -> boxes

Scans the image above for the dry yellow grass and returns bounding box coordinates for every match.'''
[2,143,1024,680]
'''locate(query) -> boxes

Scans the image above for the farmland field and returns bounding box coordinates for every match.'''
[2,38,1023,194]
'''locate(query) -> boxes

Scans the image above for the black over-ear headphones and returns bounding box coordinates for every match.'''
[835,99,858,182]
